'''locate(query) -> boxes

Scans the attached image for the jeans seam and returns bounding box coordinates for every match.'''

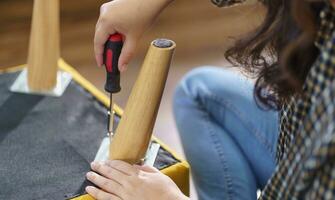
[204,112,234,200]
[204,92,276,159]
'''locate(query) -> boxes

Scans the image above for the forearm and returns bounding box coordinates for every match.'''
[148,0,174,10]
[137,0,174,24]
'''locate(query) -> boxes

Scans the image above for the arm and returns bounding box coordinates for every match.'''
[94,0,173,71]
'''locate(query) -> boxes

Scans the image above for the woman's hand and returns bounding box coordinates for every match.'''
[94,0,173,71]
[86,160,189,200]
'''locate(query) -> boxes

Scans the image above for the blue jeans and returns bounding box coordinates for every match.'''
[173,67,279,200]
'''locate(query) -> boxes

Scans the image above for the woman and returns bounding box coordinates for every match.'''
[86,0,335,199]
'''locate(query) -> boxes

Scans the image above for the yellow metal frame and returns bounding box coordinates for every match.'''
[0,59,190,199]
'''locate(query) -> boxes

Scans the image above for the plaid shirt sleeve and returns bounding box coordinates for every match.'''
[260,4,335,198]
[260,76,335,199]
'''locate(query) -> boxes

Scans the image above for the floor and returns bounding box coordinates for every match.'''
[0,0,265,198]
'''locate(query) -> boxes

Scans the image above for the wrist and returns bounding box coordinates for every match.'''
[147,0,174,12]
[133,0,173,32]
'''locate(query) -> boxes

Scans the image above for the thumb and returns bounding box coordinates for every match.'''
[134,164,159,173]
[118,35,137,72]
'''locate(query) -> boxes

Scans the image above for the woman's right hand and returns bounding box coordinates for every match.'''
[94,0,173,72]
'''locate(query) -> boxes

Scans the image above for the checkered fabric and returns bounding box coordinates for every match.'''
[213,0,335,199]
[260,3,335,199]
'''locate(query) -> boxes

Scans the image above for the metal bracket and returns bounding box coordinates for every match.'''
[94,136,160,167]
[10,68,72,97]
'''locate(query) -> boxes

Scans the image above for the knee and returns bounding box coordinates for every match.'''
[173,66,240,107]
[173,67,225,121]
[173,66,251,123]
[173,67,214,109]
[174,66,220,100]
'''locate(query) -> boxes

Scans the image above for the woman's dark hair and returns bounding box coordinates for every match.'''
[225,0,325,109]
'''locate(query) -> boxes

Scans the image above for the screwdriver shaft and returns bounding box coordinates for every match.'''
[108,94,114,135]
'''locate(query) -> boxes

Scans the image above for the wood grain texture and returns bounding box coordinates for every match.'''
[109,40,176,164]
[27,0,59,91]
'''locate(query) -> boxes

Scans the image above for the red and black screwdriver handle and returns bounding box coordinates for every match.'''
[103,33,123,94]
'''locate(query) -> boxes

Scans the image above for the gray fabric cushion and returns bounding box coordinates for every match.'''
[0,71,178,200]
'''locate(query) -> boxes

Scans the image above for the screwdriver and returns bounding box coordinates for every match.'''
[103,33,123,135]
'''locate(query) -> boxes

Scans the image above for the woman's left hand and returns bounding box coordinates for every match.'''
[86,160,188,200]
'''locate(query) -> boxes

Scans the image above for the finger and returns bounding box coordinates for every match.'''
[118,36,137,72]
[86,172,122,195]
[86,186,121,200]
[134,164,159,173]
[91,161,127,184]
[94,26,115,67]
[105,160,138,176]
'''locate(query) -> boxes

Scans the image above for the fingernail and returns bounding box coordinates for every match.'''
[86,172,94,179]
[91,162,98,169]
[86,186,94,193]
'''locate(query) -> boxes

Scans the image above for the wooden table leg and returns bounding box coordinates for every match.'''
[27,0,59,91]
[110,39,176,164]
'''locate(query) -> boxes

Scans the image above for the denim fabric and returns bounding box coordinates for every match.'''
[173,67,279,200]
